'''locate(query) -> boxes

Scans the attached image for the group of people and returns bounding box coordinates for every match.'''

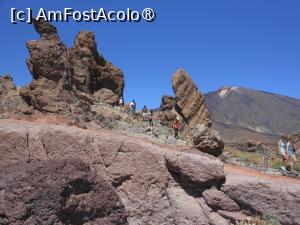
[118,97,181,138]
[278,136,297,171]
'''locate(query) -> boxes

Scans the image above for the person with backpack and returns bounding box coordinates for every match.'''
[173,117,180,139]
[278,136,288,171]
[287,139,297,171]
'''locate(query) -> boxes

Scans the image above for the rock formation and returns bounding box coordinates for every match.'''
[19,18,124,114]
[1,119,299,225]
[0,75,29,115]
[223,174,300,225]
[0,120,225,224]
[192,124,224,157]
[158,95,177,125]
[67,31,124,99]
[159,69,223,156]
[0,159,128,225]
[172,68,211,128]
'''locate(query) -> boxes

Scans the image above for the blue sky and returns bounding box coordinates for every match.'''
[0,0,300,109]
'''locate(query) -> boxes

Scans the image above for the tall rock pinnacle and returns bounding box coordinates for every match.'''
[172,68,211,128]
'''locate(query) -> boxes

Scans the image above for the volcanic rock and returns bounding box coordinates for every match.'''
[0,159,128,225]
[202,187,240,212]
[172,68,211,128]
[222,174,300,225]
[160,95,175,111]
[20,18,124,113]
[67,31,124,97]
[27,19,67,82]
[158,95,177,125]
[0,119,226,225]
[94,88,120,105]
[0,75,29,115]
[192,124,224,157]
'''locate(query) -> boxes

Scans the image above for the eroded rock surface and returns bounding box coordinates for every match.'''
[0,120,226,225]
[0,75,29,115]
[0,159,128,225]
[68,31,124,97]
[1,120,299,225]
[222,174,300,225]
[19,18,124,114]
[192,124,224,157]
[172,68,211,128]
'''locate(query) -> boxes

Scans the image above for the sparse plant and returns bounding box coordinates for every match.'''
[237,214,280,225]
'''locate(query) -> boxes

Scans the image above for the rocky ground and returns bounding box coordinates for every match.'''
[1,119,300,225]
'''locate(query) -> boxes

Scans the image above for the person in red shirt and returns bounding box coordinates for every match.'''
[173,117,180,139]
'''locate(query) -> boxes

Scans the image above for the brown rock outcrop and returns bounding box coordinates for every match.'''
[68,31,124,97]
[26,19,67,82]
[160,95,175,111]
[192,124,224,157]
[0,159,128,225]
[158,95,177,125]
[172,68,211,128]
[19,18,124,113]
[0,75,29,115]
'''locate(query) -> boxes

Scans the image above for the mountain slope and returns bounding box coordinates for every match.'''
[205,87,300,138]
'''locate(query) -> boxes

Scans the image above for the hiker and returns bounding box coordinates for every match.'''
[119,96,124,106]
[148,110,154,128]
[278,136,288,170]
[173,117,180,139]
[142,105,148,120]
[287,139,297,171]
[129,100,136,115]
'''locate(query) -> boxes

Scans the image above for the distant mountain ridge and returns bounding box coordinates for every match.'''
[204,86,300,141]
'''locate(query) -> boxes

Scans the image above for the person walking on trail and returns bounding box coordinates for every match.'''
[173,117,180,139]
[148,110,154,128]
[278,136,288,171]
[287,139,297,171]
[142,105,148,120]
[119,96,124,106]
[130,100,136,115]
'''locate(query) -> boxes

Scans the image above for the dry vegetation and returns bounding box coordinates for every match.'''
[225,146,300,172]
[237,215,280,225]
